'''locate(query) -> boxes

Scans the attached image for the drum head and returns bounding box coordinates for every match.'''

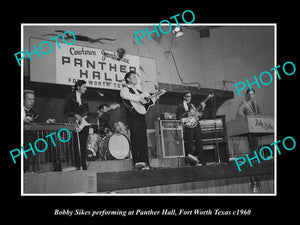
[108,134,130,159]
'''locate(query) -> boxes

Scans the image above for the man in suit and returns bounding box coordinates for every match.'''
[237,88,261,117]
[237,88,261,154]
[63,80,90,170]
[176,91,206,166]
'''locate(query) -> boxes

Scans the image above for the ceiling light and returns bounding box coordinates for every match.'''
[172,26,184,37]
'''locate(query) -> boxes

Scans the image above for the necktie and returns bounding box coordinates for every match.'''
[251,101,256,113]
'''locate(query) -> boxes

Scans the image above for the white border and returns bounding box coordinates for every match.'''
[21,23,277,196]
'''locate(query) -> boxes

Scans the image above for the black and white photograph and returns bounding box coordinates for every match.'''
[4,5,298,224]
[20,23,275,195]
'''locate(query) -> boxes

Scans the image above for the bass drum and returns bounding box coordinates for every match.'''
[99,133,130,160]
[86,134,100,160]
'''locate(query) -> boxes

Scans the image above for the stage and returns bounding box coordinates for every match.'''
[23,158,274,194]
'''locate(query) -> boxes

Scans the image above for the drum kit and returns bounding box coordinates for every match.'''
[86,122,131,161]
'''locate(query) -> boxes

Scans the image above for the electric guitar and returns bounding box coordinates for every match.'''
[180,93,214,128]
[124,89,166,115]
[69,103,120,132]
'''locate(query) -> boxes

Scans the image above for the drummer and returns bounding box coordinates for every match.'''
[96,103,112,137]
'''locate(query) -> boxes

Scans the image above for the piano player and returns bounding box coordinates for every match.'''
[23,90,40,124]
[23,90,55,124]
[237,88,261,117]
[237,88,261,155]
[23,90,55,172]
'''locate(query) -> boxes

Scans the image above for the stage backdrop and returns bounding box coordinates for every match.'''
[29,37,157,91]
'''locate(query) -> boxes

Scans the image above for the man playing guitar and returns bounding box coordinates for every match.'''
[63,80,90,170]
[120,71,164,170]
[176,91,212,166]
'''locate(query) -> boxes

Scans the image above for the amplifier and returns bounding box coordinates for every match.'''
[154,119,185,158]
[198,115,230,163]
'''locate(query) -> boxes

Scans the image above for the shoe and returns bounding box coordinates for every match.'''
[187,154,199,165]
[135,162,147,170]
[82,164,87,170]
[141,165,150,170]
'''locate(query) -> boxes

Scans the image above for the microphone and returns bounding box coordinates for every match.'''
[97,92,104,97]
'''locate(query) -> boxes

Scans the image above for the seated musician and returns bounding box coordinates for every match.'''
[23,90,55,172]
[23,90,40,172]
[23,90,40,124]
[176,91,206,166]
[96,103,111,137]
[237,88,261,154]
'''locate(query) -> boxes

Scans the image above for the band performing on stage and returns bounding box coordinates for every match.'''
[23,72,270,174]
[22,72,220,172]
[22,74,262,172]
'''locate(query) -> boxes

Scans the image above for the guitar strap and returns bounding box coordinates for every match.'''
[183,100,189,112]
[178,101,191,119]
[75,91,82,106]
[182,101,196,113]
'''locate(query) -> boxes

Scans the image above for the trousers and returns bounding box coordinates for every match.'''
[184,124,206,163]
[126,112,149,165]
[73,126,89,169]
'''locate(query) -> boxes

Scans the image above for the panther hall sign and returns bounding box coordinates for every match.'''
[56,43,140,90]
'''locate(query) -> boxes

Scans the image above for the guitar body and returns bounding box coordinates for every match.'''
[68,116,91,132]
[77,116,91,132]
[68,103,120,132]
[181,109,203,128]
[125,89,166,115]
[181,117,199,129]
[130,98,154,115]
[181,93,214,129]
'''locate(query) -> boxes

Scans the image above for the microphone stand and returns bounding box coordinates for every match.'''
[211,91,221,164]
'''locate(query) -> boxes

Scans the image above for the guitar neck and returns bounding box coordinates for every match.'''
[105,107,114,112]
[202,95,211,104]
[196,95,212,111]
[102,104,120,113]
[149,90,163,99]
